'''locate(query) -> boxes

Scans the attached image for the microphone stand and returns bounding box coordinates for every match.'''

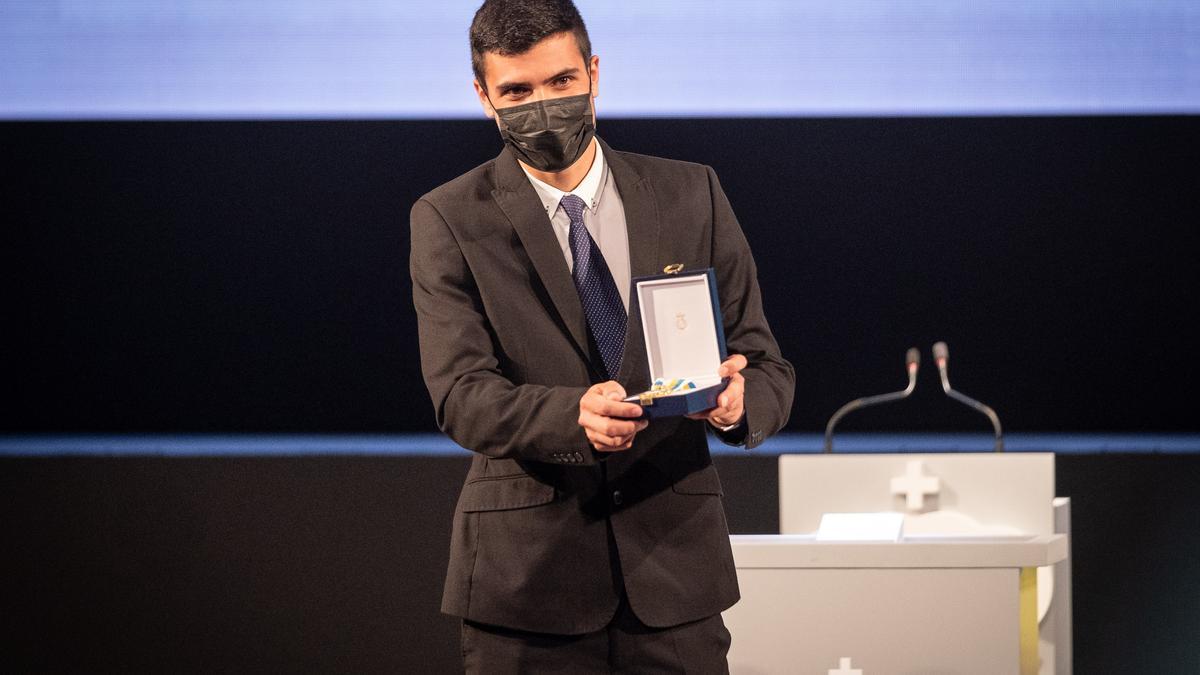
[932,341,1004,452]
[824,348,919,453]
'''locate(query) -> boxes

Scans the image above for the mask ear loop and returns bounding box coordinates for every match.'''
[585,63,595,111]
[581,63,596,126]
[483,87,501,124]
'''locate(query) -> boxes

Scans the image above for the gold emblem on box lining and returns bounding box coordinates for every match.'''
[675,312,688,330]
[663,263,684,274]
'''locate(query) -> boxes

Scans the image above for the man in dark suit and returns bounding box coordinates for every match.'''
[410,1,794,671]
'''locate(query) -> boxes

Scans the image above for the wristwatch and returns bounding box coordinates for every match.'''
[711,416,744,433]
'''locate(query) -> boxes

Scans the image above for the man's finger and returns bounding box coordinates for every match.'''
[718,353,749,378]
[581,390,629,415]
[580,410,638,437]
[590,396,643,419]
[589,427,639,450]
[610,419,648,437]
[586,422,632,446]
[596,380,627,399]
[589,432,623,448]
[717,374,744,409]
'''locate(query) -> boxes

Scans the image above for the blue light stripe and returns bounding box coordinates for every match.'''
[1,433,1197,457]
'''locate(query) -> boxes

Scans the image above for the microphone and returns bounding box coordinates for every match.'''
[932,341,1004,452]
[823,348,921,453]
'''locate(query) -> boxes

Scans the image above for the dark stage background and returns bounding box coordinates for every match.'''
[3,118,1199,673]
[2,116,1197,434]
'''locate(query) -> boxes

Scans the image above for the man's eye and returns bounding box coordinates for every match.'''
[554,76,573,86]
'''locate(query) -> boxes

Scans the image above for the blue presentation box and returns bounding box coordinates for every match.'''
[624,267,730,420]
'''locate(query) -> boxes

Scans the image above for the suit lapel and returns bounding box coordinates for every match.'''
[490,146,593,363]
[599,137,661,286]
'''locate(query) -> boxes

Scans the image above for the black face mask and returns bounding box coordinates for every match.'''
[492,92,596,173]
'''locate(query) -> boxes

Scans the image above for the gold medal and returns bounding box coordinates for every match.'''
[638,378,697,406]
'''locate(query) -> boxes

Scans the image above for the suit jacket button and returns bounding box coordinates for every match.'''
[612,490,623,506]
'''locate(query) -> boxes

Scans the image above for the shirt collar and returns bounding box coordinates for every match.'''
[520,140,607,216]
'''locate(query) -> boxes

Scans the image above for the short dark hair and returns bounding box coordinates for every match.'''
[469,0,592,93]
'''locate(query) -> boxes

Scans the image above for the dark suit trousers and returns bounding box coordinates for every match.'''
[460,511,732,674]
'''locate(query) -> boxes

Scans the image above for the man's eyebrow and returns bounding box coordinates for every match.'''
[495,68,583,94]
[542,67,582,84]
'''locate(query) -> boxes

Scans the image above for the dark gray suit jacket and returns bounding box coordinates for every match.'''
[410,136,794,634]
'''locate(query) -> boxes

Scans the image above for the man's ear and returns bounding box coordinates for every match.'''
[474,79,496,120]
[588,55,600,99]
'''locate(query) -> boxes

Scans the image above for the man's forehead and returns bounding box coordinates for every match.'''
[481,32,587,86]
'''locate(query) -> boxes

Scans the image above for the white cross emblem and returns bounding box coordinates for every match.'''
[828,656,863,675]
[890,459,940,511]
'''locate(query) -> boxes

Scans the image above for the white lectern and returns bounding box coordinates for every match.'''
[723,453,1072,675]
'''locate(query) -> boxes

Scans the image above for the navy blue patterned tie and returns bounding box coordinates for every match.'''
[560,194,626,380]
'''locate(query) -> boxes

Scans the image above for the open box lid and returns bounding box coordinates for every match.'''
[633,267,728,384]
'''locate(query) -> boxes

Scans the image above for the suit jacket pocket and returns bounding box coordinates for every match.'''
[459,474,557,512]
[670,464,724,496]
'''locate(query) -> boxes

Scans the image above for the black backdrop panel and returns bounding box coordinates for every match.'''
[2,117,1197,432]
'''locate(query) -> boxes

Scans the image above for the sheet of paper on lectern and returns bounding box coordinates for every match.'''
[816,512,905,542]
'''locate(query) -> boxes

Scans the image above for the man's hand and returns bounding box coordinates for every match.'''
[686,353,748,428]
[578,381,648,453]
